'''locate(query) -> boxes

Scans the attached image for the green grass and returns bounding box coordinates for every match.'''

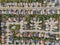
[9,24,20,30]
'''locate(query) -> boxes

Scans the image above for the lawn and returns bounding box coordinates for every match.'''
[9,24,20,30]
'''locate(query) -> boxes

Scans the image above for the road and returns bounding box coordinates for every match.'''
[0,7,60,10]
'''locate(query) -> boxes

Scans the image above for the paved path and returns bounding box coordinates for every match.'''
[6,21,60,34]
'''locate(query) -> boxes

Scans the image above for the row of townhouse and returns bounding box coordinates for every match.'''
[0,0,60,7]
[0,2,59,7]
[1,32,60,45]
[1,15,59,32]
[1,15,60,44]
[0,2,42,7]
[1,14,60,45]
[0,9,60,14]
[1,18,60,44]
